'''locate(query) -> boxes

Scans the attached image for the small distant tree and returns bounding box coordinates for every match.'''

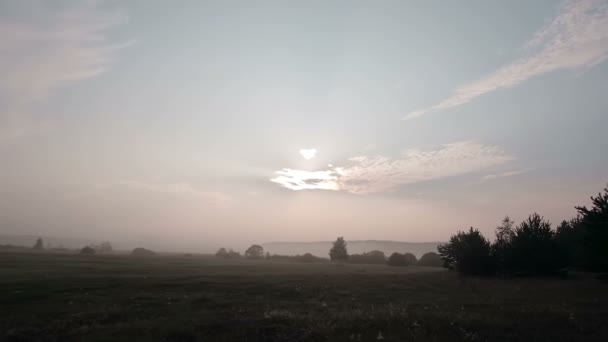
[131,247,156,257]
[418,252,443,267]
[215,247,228,257]
[97,242,113,254]
[576,184,608,272]
[387,252,409,266]
[329,237,348,261]
[32,238,44,250]
[245,244,264,259]
[226,249,242,259]
[80,246,96,255]
[438,227,495,275]
[299,252,316,263]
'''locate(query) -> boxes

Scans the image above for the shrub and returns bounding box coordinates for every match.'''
[348,250,386,264]
[131,247,156,257]
[80,246,96,255]
[418,252,443,267]
[387,252,409,266]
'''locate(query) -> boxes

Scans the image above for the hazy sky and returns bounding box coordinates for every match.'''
[1,0,607,251]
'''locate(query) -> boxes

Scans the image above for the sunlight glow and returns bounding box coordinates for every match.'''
[299,148,317,160]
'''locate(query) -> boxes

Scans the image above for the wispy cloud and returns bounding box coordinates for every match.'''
[271,142,513,194]
[481,169,530,182]
[0,2,127,141]
[405,0,608,120]
[78,180,231,207]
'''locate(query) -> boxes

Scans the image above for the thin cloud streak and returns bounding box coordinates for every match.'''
[405,0,608,119]
[271,142,513,194]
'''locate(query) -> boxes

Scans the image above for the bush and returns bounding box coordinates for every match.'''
[438,227,495,276]
[80,246,96,255]
[131,247,156,257]
[348,250,386,264]
[387,252,409,266]
[418,252,443,267]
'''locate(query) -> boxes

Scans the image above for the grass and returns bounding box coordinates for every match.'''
[1,251,607,341]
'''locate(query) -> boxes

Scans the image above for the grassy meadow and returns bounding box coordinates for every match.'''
[1,251,607,341]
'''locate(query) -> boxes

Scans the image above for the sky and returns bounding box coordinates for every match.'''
[1,0,607,252]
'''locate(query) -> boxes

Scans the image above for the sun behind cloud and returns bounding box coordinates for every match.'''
[299,148,317,160]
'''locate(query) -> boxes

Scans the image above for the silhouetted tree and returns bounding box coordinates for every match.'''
[507,213,565,274]
[555,217,586,268]
[32,238,44,250]
[492,216,515,270]
[576,184,608,272]
[80,246,96,255]
[418,252,443,267]
[438,228,495,275]
[215,247,228,257]
[245,244,264,259]
[387,252,409,266]
[329,237,348,261]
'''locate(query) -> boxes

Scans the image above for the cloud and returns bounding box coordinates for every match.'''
[405,0,608,119]
[271,141,513,194]
[481,169,530,182]
[0,2,127,140]
[270,169,339,191]
[71,180,231,207]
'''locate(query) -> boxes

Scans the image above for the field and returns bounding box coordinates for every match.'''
[1,251,607,341]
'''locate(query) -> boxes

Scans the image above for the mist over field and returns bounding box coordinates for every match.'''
[2,0,608,341]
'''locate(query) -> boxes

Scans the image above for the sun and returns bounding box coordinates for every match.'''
[299,148,317,160]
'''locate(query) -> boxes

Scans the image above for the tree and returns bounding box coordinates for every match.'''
[492,216,515,270]
[508,213,565,274]
[387,252,409,266]
[245,244,264,259]
[576,184,608,272]
[438,227,495,276]
[555,217,585,268]
[215,247,228,257]
[418,252,443,267]
[80,246,96,255]
[329,237,348,261]
[97,242,113,254]
[32,238,44,250]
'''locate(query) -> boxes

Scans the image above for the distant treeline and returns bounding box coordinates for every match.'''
[437,184,608,276]
[215,241,442,267]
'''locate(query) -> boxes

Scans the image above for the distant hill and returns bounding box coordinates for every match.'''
[262,240,441,258]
